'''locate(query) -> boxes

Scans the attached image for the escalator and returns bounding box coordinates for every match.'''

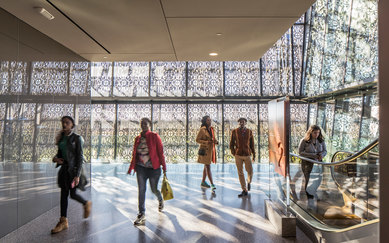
[288,139,379,242]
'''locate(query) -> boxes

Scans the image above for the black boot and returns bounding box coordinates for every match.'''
[238,190,248,198]
[306,192,314,199]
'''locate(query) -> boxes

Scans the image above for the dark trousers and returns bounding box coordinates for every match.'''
[60,186,87,217]
[136,165,162,214]
[302,160,314,191]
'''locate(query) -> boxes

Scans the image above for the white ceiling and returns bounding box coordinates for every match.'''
[0,0,315,61]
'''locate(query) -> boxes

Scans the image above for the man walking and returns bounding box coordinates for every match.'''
[230,118,255,197]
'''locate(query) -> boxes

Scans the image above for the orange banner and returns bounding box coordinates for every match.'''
[268,97,290,177]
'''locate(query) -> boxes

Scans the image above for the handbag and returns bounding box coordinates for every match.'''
[77,167,89,191]
[198,148,206,156]
[161,174,174,201]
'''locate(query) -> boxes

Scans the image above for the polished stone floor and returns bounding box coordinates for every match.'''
[1,163,311,243]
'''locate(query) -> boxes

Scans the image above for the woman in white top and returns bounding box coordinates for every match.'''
[298,125,327,198]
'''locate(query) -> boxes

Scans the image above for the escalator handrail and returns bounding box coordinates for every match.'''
[290,138,378,166]
[331,150,353,163]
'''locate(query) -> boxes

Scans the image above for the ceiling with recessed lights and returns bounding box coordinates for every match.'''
[0,0,314,61]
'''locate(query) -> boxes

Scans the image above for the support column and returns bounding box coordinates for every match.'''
[379,1,389,242]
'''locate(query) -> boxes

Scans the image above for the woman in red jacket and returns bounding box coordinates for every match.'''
[128,118,167,226]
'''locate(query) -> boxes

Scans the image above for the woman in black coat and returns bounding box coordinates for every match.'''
[51,116,91,234]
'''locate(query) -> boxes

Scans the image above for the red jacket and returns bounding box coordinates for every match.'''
[128,131,166,174]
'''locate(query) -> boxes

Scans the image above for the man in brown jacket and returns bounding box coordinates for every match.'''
[230,117,255,197]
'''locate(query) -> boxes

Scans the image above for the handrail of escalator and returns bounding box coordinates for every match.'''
[330,150,356,201]
[289,138,378,166]
[331,150,353,163]
[330,142,379,202]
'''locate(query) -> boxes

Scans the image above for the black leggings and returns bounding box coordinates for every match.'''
[302,160,314,191]
[60,187,87,217]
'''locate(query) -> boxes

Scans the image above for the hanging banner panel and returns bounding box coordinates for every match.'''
[268,97,290,177]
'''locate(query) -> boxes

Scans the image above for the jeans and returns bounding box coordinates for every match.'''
[59,169,87,217]
[60,187,87,217]
[136,165,162,214]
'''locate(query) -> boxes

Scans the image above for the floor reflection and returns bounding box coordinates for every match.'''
[289,163,378,228]
[1,163,311,243]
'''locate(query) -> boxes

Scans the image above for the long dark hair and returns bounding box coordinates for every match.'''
[56,116,75,145]
[303,125,324,143]
[201,115,210,128]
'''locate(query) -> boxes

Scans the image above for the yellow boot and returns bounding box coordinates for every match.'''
[84,201,92,218]
[51,216,68,234]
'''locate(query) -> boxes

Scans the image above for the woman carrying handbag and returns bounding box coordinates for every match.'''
[128,118,167,226]
[196,115,218,191]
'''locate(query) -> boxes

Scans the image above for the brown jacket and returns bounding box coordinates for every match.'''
[230,128,255,157]
[196,126,217,164]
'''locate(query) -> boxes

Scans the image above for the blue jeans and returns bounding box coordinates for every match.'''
[136,165,162,214]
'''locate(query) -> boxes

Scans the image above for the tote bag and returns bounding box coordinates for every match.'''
[161,174,174,201]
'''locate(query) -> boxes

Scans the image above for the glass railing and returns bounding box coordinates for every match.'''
[289,139,379,229]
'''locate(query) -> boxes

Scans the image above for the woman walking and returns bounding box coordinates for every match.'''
[196,115,218,191]
[298,125,327,198]
[51,116,91,234]
[128,118,167,226]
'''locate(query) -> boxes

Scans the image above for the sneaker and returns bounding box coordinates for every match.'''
[211,184,216,190]
[247,183,251,191]
[201,181,211,188]
[238,190,248,198]
[159,200,164,212]
[134,213,145,225]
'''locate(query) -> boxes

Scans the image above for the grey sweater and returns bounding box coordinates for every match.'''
[298,139,327,160]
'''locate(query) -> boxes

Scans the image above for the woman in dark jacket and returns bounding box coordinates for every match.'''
[298,125,327,199]
[51,116,91,234]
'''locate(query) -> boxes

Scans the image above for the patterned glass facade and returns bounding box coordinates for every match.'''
[91,104,115,162]
[187,61,223,97]
[290,104,309,155]
[31,62,69,95]
[0,102,90,162]
[313,94,378,160]
[153,104,187,163]
[304,0,378,96]
[70,62,91,96]
[116,104,151,161]
[113,62,149,97]
[224,61,260,96]
[0,0,379,165]
[87,102,308,163]
[0,61,91,163]
[150,62,186,97]
[91,62,112,97]
[359,94,379,149]
[0,61,28,94]
[261,31,294,96]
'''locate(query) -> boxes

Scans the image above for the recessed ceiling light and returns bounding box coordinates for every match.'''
[103,56,107,59]
[209,52,218,56]
[35,7,55,20]
[216,33,222,36]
